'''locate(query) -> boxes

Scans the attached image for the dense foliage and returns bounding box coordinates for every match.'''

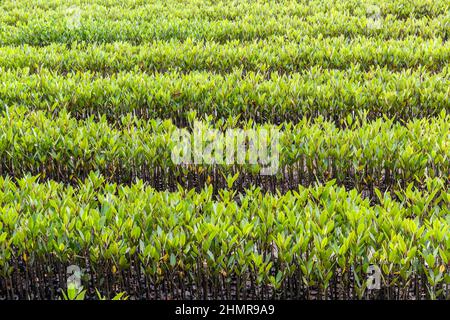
[0,0,448,300]
[0,108,448,193]
[0,175,448,299]
[0,67,448,123]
